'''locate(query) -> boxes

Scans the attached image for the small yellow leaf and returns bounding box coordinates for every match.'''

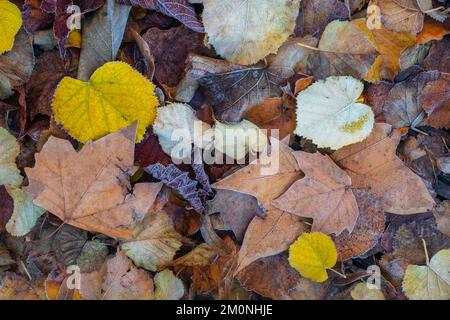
[0,0,22,55]
[289,232,337,282]
[66,29,81,48]
[351,283,385,300]
[53,61,158,143]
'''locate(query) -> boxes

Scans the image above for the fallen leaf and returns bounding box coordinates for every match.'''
[294,0,349,38]
[0,242,14,268]
[145,163,205,212]
[0,29,35,99]
[77,0,131,81]
[351,282,385,300]
[365,81,395,119]
[206,189,265,242]
[289,232,337,283]
[202,0,301,65]
[121,211,183,272]
[0,0,22,55]
[417,17,450,44]
[5,186,46,237]
[376,0,427,34]
[244,96,297,140]
[383,70,440,128]
[295,76,375,150]
[26,50,78,120]
[22,0,53,33]
[434,201,450,237]
[24,124,163,239]
[420,74,450,128]
[0,127,22,186]
[423,37,449,73]
[142,25,208,86]
[198,64,293,123]
[212,140,307,273]
[0,272,42,300]
[53,61,159,143]
[174,243,217,268]
[402,249,450,300]
[236,253,301,300]
[214,119,268,161]
[0,186,13,232]
[80,251,154,300]
[334,190,385,261]
[154,269,184,300]
[119,0,203,32]
[399,44,431,71]
[273,151,359,235]
[332,123,435,214]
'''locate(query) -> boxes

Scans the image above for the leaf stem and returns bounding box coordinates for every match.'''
[422,238,430,265]
[329,268,347,278]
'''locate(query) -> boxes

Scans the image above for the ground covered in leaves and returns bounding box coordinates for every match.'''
[0,0,449,300]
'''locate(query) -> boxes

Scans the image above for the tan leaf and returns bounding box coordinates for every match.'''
[420,75,450,129]
[80,251,154,300]
[273,152,359,235]
[154,269,184,300]
[121,211,183,271]
[24,124,163,239]
[332,123,435,214]
[212,139,308,273]
[0,272,42,300]
[335,190,385,261]
[434,201,450,237]
[376,0,428,34]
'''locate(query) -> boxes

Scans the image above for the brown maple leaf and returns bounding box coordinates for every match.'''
[332,123,435,214]
[272,151,359,235]
[212,139,308,274]
[24,124,163,239]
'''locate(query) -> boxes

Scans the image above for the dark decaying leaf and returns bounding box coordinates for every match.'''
[145,163,205,212]
[420,74,450,129]
[22,0,53,33]
[26,50,78,120]
[77,0,131,81]
[198,66,293,123]
[295,0,350,38]
[383,70,440,128]
[142,25,208,87]
[0,186,14,233]
[52,225,88,267]
[0,30,35,100]
[206,189,265,242]
[192,149,213,194]
[118,0,204,32]
[423,37,450,73]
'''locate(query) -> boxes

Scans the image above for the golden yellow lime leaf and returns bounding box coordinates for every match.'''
[53,61,158,143]
[66,30,81,48]
[289,232,337,282]
[0,0,22,55]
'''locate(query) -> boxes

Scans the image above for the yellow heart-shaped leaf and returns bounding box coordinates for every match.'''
[0,0,22,55]
[53,61,158,143]
[289,232,337,282]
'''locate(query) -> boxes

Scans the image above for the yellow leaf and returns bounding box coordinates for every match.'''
[289,232,337,282]
[66,29,81,48]
[351,283,385,300]
[353,18,416,83]
[402,249,450,300]
[0,0,22,55]
[53,61,158,143]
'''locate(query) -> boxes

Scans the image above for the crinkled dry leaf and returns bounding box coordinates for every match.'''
[203,0,301,65]
[332,123,435,214]
[296,76,375,150]
[402,249,450,300]
[53,61,158,143]
[376,0,428,34]
[122,211,183,272]
[273,151,359,235]
[25,124,163,239]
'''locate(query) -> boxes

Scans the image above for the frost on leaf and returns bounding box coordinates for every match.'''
[295,76,375,150]
[203,0,301,65]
